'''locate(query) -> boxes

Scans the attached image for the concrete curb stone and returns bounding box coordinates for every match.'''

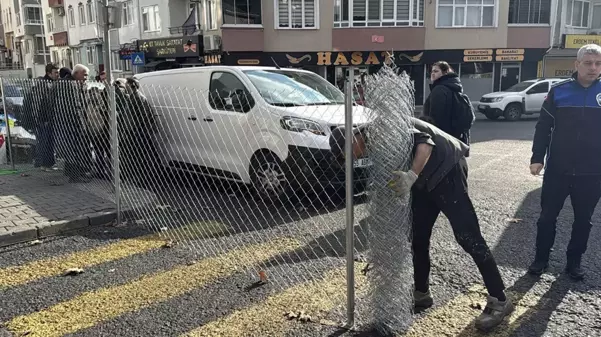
[0,208,134,248]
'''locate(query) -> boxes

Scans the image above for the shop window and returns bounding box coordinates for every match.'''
[566,0,589,28]
[437,0,495,28]
[222,0,262,25]
[461,62,494,103]
[335,0,424,27]
[209,72,255,113]
[277,0,317,29]
[508,0,551,24]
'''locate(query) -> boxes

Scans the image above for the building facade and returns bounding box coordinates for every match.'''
[543,0,601,78]
[2,0,49,77]
[39,0,555,102]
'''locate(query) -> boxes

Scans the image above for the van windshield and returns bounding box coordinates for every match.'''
[243,70,345,106]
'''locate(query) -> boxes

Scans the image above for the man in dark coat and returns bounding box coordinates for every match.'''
[329,117,513,332]
[49,64,92,182]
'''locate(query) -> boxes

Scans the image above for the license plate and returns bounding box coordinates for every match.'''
[354,158,373,168]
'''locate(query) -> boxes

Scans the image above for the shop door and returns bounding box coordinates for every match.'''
[500,64,521,91]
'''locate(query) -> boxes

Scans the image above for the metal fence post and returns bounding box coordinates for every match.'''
[1,79,15,170]
[344,67,355,329]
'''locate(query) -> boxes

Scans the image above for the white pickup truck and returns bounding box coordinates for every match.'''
[476,78,565,121]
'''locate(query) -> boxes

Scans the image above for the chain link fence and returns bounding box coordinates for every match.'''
[0,64,415,334]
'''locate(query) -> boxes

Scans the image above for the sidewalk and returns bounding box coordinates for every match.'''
[0,172,119,247]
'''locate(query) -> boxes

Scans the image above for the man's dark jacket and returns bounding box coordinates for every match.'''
[21,74,54,130]
[412,117,469,192]
[531,73,601,176]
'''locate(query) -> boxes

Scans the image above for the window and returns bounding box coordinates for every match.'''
[277,0,317,28]
[47,14,54,32]
[111,52,122,71]
[209,72,255,113]
[25,7,42,24]
[437,0,495,27]
[592,4,601,29]
[78,4,86,25]
[68,6,75,27]
[142,5,161,32]
[25,40,30,54]
[334,0,424,27]
[16,13,21,26]
[205,0,217,29]
[244,69,345,106]
[508,0,551,24]
[87,0,96,23]
[122,1,133,25]
[35,36,47,53]
[222,0,262,25]
[86,46,95,64]
[528,81,549,94]
[52,50,59,62]
[566,0,590,28]
[188,2,202,26]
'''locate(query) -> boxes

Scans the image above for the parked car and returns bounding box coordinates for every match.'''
[476,78,565,121]
[134,66,372,201]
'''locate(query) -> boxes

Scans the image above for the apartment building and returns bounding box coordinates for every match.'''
[543,0,601,78]
[2,0,48,77]
[217,0,553,104]
[43,0,70,68]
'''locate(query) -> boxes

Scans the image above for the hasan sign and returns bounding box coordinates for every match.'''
[225,51,424,67]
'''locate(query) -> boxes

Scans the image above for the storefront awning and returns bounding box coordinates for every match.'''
[544,48,577,58]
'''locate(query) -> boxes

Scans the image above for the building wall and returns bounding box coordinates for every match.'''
[424,0,509,49]
[64,0,98,45]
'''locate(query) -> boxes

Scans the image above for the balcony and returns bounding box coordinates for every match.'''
[169,24,202,35]
[53,31,68,46]
[48,0,63,7]
[50,23,66,34]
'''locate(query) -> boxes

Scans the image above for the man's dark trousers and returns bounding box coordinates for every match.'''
[535,173,601,261]
[35,122,55,168]
[411,159,505,298]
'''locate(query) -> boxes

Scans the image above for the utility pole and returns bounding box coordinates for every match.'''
[101,0,113,82]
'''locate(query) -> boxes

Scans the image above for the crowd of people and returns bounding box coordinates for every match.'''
[20,63,157,184]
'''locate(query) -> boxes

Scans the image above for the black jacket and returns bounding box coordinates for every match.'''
[423,73,464,140]
[21,74,55,129]
[531,73,601,176]
[412,117,470,191]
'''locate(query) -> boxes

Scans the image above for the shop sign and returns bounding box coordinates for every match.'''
[204,54,222,65]
[309,51,423,66]
[497,49,525,55]
[137,36,202,58]
[464,49,493,56]
[464,55,493,62]
[564,34,601,49]
[496,55,524,62]
[543,58,575,77]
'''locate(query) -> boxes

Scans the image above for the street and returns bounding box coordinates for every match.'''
[1,114,601,337]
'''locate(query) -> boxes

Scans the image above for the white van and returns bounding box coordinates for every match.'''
[134,66,371,200]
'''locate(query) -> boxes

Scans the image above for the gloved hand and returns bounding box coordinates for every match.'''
[387,170,418,197]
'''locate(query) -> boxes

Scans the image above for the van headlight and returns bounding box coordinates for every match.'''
[280,117,325,136]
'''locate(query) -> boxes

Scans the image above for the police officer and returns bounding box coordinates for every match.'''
[330,117,513,331]
[528,44,601,280]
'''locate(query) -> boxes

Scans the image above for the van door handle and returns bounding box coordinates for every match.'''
[203,117,214,122]
[187,116,197,121]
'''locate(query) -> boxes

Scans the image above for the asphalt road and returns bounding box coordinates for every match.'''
[1,113,601,337]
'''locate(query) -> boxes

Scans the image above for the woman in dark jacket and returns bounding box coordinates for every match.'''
[422,61,467,144]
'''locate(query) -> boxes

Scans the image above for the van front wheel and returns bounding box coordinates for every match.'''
[250,152,290,203]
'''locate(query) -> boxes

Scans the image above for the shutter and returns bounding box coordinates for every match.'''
[383,0,394,19]
[368,0,380,20]
[278,0,289,27]
[397,0,410,21]
[353,0,366,21]
[304,0,315,27]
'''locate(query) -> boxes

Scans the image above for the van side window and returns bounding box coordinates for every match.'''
[209,72,255,113]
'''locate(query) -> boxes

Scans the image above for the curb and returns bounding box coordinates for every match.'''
[0,208,135,248]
